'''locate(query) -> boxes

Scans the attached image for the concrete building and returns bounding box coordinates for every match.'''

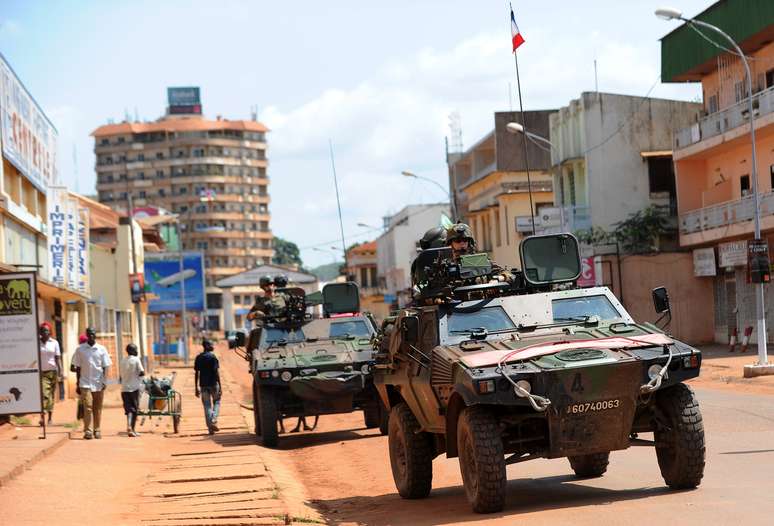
[1,53,90,400]
[376,203,450,305]
[449,111,555,268]
[661,0,774,342]
[548,92,702,235]
[346,241,389,320]
[216,264,319,332]
[92,88,273,331]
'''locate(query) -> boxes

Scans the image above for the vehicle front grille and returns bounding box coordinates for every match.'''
[431,349,454,385]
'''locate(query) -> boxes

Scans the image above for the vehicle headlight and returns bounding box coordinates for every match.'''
[280,371,293,382]
[514,380,532,397]
[360,364,370,374]
[271,370,279,378]
[647,364,663,380]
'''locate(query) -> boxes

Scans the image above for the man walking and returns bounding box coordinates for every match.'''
[71,327,112,440]
[39,322,62,426]
[194,339,221,434]
[120,343,145,437]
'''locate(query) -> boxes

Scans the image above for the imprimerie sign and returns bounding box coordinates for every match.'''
[0,272,42,415]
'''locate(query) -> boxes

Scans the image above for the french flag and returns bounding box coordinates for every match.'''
[511,6,525,52]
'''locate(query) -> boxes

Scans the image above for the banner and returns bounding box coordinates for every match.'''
[0,272,42,416]
[66,197,78,291]
[144,252,206,312]
[0,54,58,191]
[77,207,90,295]
[47,186,68,287]
[693,248,716,277]
[718,240,747,268]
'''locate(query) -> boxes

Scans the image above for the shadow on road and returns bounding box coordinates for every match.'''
[276,427,380,450]
[311,476,681,526]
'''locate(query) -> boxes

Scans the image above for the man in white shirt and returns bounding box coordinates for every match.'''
[39,322,62,425]
[120,343,145,437]
[71,327,112,440]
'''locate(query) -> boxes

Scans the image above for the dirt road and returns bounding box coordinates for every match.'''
[222,348,774,526]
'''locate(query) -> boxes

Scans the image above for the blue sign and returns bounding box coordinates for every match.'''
[144,252,206,313]
[384,294,397,304]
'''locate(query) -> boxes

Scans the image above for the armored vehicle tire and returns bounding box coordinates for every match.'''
[654,383,705,489]
[258,386,279,448]
[457,406,506,513]
[568,452,610,478]
[363,402,381,429]
[378,402,389,436]
[389,403,434,499]
[251,379,261,436]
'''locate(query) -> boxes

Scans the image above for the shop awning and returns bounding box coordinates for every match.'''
[640,150,672,158]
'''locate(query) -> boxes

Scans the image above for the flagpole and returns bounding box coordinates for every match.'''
[513,51,536,235]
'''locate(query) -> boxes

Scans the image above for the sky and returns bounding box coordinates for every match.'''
[0,0,710,267]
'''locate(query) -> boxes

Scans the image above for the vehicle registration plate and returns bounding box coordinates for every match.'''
[566,399,621,414]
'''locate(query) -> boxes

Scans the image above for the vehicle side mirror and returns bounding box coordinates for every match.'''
[401,316,419,344]
[234,331,246,348]
[652,287,670,314]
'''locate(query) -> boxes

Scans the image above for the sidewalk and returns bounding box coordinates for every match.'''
[691,342,774,394]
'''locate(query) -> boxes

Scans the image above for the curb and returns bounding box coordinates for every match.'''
[0,431,71,488]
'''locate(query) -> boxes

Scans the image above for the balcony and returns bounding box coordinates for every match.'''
[679,191,774,236]
[675,85,774,151]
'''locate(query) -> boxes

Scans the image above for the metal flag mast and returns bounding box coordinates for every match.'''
[329,139,348,274]
[510,3,536,235]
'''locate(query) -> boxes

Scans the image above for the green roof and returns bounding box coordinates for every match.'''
[660,0,774,82]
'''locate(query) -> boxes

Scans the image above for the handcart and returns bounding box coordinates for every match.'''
[138,372,182,433]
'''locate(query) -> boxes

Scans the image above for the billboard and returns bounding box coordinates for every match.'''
[144,252,206,313]
[167,86,201,115]
[0,272,42,416]
[0,53,58,192]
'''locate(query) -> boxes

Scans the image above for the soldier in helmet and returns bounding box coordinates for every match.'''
[446,222,476,260]
[273,274,289,289]
[419,226,447,250]
[247,275,289,323]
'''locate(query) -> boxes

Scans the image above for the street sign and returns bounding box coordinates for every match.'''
[0,272,42,416]
[693,248,717,277]
[718,240,748,268]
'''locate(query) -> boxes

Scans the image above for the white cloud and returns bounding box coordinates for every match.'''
[261,28,700,267]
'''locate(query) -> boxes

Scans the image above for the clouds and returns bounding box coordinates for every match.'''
[261,27,700,266]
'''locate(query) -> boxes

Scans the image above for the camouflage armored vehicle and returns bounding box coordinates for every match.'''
[236,282,386,447]
[374,233,705,513]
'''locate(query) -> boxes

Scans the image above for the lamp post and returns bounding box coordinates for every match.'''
[357,222,383,232]
[401,170,457,220]
[657,7,771,373]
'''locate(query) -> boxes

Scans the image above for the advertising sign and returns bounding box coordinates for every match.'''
[77,207,90,295]
[0,272,42,416]
[46,186,68,288]
[129,273,146,303]
[693,248,717,277]
[577,245,597,287]
[66,197,78,291]
[0,54,58,192]
[144,252,206,313]
[718,240,748,268]
[167,86,200,106]
[515,216,540,233]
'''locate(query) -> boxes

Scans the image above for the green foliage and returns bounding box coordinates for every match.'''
[574,226,613,246]
[611,205,672,253]
[309,261,344,282]
[272,237,303,267]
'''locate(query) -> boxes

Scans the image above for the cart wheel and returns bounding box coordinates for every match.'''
[173,415,181,434]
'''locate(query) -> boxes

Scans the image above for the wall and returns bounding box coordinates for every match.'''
[600,252,715,345]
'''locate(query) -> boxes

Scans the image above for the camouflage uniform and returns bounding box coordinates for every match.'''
[248,293,289,325]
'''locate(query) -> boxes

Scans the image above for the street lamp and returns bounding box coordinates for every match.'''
[357,222,382,231]
[506,122,556,152]
[170,213,189,365]
[657,7,771,373]
[312,247,339,264]
[401,170,457,220]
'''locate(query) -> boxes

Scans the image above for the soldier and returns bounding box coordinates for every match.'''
[446,222,476,260]
[247,275,288,324]
[418,226,447,250]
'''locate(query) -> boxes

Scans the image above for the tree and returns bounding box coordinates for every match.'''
[272,237,303,267]
[611,205,672,254]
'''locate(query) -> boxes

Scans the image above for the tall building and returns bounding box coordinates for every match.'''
[92,88,273,330]
[661,0,774,343]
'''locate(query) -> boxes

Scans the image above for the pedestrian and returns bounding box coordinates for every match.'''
[119,343,145,437]
[194,339,221,434]
[39,322,62,426]
[71,327,112,440]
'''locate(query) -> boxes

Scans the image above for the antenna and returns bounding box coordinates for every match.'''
[594,59,599,94]
[328,139,348,275]
[448,111,463,154]
[73,145,79,193]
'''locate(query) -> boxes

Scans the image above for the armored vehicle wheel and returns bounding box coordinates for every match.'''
[654,383,705,489]
[457,406,506,513]
[568,452,609,478]
[363,402,381,429]
[251,379,261,436]
[257,386,279,448]
[389,403,434,499]
[378,401,389,436]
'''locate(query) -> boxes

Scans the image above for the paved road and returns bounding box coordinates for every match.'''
[222,349,774,526]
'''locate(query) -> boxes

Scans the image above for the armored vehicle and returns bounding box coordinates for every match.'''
[235,282,386,447]
[374,234,705,513]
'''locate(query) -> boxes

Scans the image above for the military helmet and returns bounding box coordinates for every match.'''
[259,275,273,287]
[273,274,289,287]
[446,223,475,245]
[419,227,447,250]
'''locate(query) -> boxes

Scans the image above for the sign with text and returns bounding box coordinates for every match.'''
[0,272,42,416]
[144,252,206,312]
[693,247,717,277]
[0,54,58,192]
[46,186,68,287]
[77,207,90,295]
[718,240,748,268]
[577,245,597,287]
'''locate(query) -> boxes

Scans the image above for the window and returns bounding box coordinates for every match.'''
[770,165,774,191]
[137,172,145,179]
[735,81,745,103]
[196,241,208,249]
[138,191,146,198]
[647,157,676,214]
[100,138,109,146]
[138,153,144,161]
[156,152,164,159]
[206,293,222,309]
[708,94,719,114]
[158,189,165,197]
[767,68,774,90]
[329,320,371,338]
[360,267,368,287]
[117,137,125,144]
[233,295,241,304]
[552,295,621,321]
[156,170,164,178]
[445,306,515,335]
[741,174,751,196]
